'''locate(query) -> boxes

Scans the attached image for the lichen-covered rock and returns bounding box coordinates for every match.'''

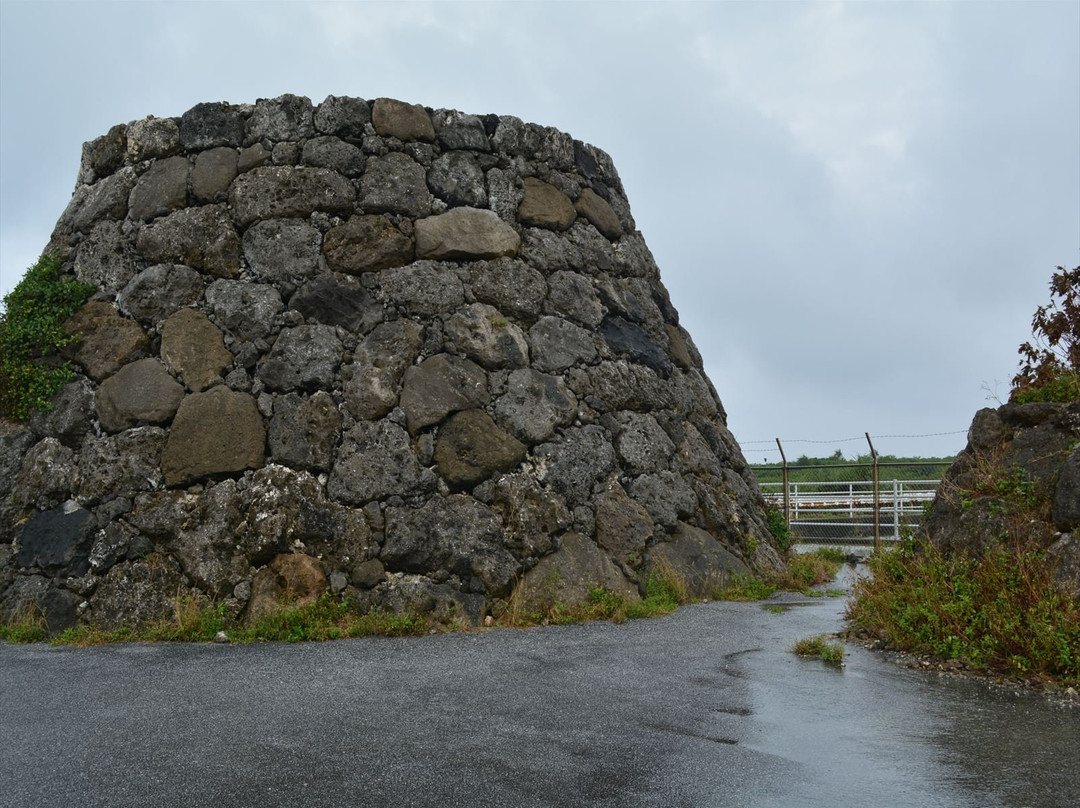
[28,378,96,448]
[432,109,490,152]
[1,574,78,632]
[359,152,432,216]
[243,219,322,283]
[62,301,150,382]
[383,495,517,596]
[74,221,139,296]
[378,261,465,317]
[290,273,383,334]
[180,102,245,150]
[136,204,241,278]
[469,258,547,323]
[268,391,341,472]
[344,319,424,420]
[435,409,527,490]
[78,427,165,505]
[246,94,315,144]
[629,471,698,529]
[528,315,597,373]
[118,264,204,325]
[427,151,488,208]
[445,303,528,370]
[415,207,520,260]
[90,556,196,631]
[162,387,265,486]
[301,136,365,178]
[372,98,435,142]
[259,324,342,393]
[246,553,328,621]
[9,439,78,513]
[229,166,355,226]
[594,482,654,567]
[314,95,371,140]
[126,116,180,163]
[322,215,413,274]
[494,368,577,445]
[399,354,489,434]
[204,279,283,342]
[328,420,435,506]
[94,358,185,432]
[535,425,616,508]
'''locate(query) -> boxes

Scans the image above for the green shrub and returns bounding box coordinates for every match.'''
[1011,265,1079,402]
[793,634,845,666]
[0,254,95,420]
[847,537,1080,684]
[766,506,794,553]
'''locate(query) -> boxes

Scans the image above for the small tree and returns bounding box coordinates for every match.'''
[1011,265,1080,403]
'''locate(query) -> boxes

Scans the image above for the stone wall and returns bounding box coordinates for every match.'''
[0,94,783,632]
[923,400,1080,596]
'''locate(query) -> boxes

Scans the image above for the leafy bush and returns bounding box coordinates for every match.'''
[847,537,1080,684]
[1012,265,1080,401]
[0,254,95,420]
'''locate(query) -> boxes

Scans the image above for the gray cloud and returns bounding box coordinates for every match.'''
[1,0,1076,461]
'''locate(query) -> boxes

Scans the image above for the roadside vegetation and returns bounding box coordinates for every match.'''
[792,634,845,667]
[0,254,95,420]
[0,595,431,646]
[848,265,1080,686]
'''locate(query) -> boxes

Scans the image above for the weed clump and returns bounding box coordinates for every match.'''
[712,549,843,601]
[0,254,96,420]
[847,537,1080,684]
[792,634,845,666]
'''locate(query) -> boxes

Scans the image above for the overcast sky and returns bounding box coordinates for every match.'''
[2,0,1077,462]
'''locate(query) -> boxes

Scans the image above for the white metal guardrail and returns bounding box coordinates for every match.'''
[757,479,941,544]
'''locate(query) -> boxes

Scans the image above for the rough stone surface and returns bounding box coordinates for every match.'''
[400,354,489,434]
[204,279,283,343]
[1054,447,1080,531]
[162,387,265,486]
[62,301,150,382]
[192,146,238,203]
[494,368,577,445]
[648,523,749,598]
[445,303,529,370]
[243,219,322,283]
[518,532,638,613]
[383,496,516,596]
[160,308,232,392]
[259,324,342,392]
[359,152,432,217]
[372,98,435,142]
[328,421,435,505]
[415,207,520,260]
[528,316,597,373]
[78,427,165,504]
[290,274,381,334]
[5,96,781,633]
[246,553,328,621]
[323,215,413,274]
[74,221,139,297]
[427,151,487,208]
[136,204,241,278]
[268,391,341,473]
[229,166,355,226]
[344,320,424,421]
[95,358,185,432]
[519,177,576,230]
[435,410,527,490]
[118,264,203,324]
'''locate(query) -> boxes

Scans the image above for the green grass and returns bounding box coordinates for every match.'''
[847,536,1080,684]
[793,634,845,666]
[3,594,431,647]
[712,549,844,602]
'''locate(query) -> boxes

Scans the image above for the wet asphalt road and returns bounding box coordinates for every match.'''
[2,588,1078,808]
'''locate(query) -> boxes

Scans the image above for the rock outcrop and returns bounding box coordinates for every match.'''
[1,94,783,632]
[923,400,1080,596]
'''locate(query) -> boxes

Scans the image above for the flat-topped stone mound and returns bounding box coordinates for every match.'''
[1,94,783,632]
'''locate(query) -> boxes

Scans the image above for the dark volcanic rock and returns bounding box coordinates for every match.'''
[95,358,185,432]
[290,274,383,334]
[16,503,95,577]
[435,409,527,490]
[162,387,265,486]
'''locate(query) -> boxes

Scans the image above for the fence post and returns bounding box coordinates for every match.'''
[893,479,900,540]
[866,433,880,553]
[776,438,790,526]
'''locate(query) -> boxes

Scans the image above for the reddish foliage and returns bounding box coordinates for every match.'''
[1012,265,1080,395]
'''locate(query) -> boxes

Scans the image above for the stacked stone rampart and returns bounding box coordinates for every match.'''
[0,94,783,631]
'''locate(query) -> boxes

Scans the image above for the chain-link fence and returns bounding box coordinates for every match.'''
[751,460,953,547]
